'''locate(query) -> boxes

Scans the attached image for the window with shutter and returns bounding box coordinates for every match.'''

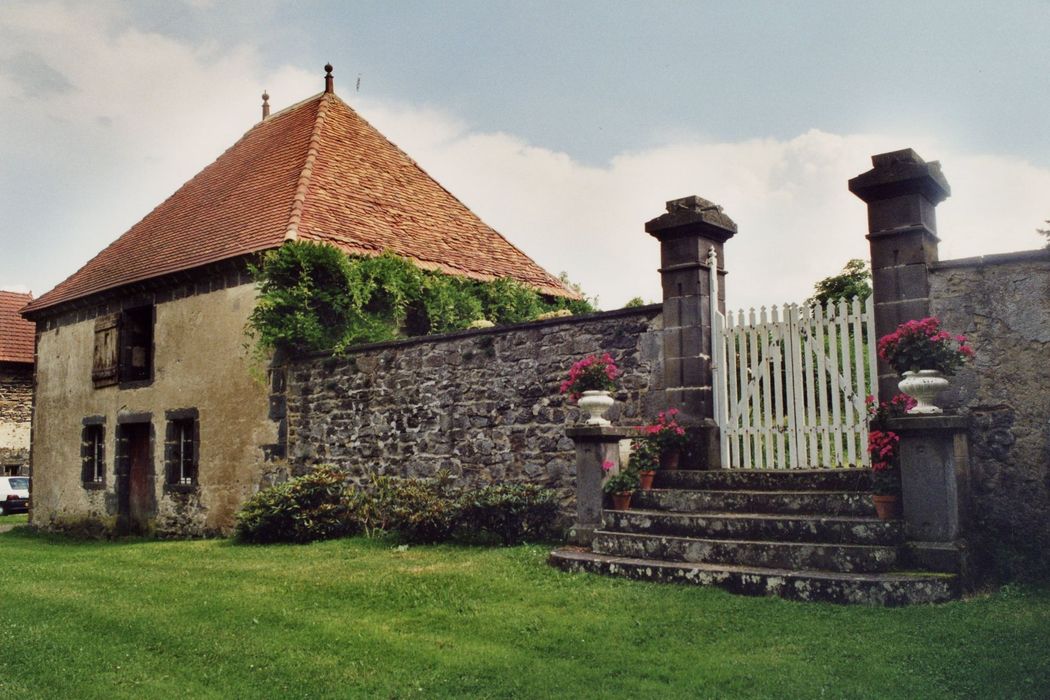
[92,314,120,388]
[119,306,153,384]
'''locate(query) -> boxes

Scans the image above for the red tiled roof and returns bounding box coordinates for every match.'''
[0,291,34,363]
[24,90,572,316]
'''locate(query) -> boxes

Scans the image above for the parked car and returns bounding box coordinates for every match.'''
[0,476,29,515]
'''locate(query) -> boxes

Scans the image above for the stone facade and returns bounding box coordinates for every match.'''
[283,307,663,508]
[28,271,279,537]
[0,362,33,474]
[928,249,1050,577]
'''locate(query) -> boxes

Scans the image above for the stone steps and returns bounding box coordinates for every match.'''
[549,549,959,606]
[632,489,876,517]
[602,508,904,545]
[551,467,959,605]
[591,530,900,573]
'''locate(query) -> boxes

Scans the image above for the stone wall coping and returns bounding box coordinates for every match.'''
[566,425,645,441]
[292,304,662,361]
[885,414,970,432]
[931,248,1050,271]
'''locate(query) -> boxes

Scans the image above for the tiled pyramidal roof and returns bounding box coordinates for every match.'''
[0,291,34,363]
[24,85,572,316]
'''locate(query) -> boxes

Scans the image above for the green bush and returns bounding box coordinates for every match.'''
[461,483,559,545]
[248,242,356,353]
[249,242,598,354]
[234,467,358,544]
[371,472,464,544]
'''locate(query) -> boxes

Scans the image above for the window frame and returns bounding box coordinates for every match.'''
[81,416,106,489]
[92,305,156,390]
[164,408,199,493]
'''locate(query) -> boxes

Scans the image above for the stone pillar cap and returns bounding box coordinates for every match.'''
[645,195,737,241]
[848,148,951,205]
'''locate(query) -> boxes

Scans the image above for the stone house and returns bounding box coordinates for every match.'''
[21,66,572,536]
[0,290,34,476]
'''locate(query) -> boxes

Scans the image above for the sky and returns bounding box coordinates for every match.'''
[1,0,1048,311]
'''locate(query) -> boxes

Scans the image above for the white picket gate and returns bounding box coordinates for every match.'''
[708,249,878,469]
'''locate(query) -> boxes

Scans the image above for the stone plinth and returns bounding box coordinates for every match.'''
[886,414,971,577]
[565,425,633,546]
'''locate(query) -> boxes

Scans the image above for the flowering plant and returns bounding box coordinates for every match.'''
[865,394,916,495]
[876,317,974,376]
[627,439,660,472]
[643,409,688,452]
[559,353,619,401]
[601,460,639,494]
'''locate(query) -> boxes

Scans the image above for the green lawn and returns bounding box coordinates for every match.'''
[0,528,1047,699]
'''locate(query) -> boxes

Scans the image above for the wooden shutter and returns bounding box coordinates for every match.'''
[92,313,120,388]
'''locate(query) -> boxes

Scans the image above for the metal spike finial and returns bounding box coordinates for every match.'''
[261,90,270,119]
[324,63,334,93]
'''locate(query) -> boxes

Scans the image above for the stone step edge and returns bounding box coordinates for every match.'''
[593,529,900,555]
[549,549,959,604]
[639,488,874,497]
[608,508,893,524]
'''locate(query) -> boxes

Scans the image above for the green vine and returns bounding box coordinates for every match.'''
[248,242,597,354]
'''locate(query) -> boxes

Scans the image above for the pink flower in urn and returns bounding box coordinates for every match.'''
[601,460,615,472]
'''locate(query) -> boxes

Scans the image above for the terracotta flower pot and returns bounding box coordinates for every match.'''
[872,494,901,521]
[638,470,656,490]
[660,449,681,470]
[610,492,632,510]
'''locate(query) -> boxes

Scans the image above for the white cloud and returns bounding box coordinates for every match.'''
[1,1,1047,313]
[358,105,1050,310]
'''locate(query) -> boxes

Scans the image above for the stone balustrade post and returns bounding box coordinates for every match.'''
[848,149,951,399]
[644,196,736,469]
[886,415,972,581]
[565,426,630,546]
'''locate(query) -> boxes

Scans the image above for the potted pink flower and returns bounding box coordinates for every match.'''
[876,317,974,414]
[643,409,688,469]
[601,460,639,510]
[865,394,916,520]
[559,353,620,425]
[627,439,660,490]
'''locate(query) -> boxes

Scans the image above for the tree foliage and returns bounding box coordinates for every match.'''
[1038,220,1049,248]
[248,242,598,354]
[808,259,872,306]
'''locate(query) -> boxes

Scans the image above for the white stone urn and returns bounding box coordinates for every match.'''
[577,390,615,426]
[898,370,949,415]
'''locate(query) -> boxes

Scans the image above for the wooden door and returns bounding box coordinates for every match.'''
[117,423,154,534]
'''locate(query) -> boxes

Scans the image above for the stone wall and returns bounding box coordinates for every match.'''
[928,249,1050,577]
[0,362,32,473]
[284,307,663,508]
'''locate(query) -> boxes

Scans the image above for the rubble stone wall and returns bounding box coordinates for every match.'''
[284,307,663,509]
[0,362,33,473]
[928,249,1050,577]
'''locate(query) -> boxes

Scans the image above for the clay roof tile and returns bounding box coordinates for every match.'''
[24,90,572,316]
[0,291,34,363]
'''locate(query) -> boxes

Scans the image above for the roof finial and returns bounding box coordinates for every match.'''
[324,63,334,94]
[261,90,270,119]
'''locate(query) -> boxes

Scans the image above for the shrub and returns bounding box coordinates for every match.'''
[234,466,358,544]
[248,241,356,353]
[249,243,599,353]
[376,472,463,544]
[461,483,559,545]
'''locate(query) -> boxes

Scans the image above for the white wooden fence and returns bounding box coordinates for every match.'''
[708,250,878,469]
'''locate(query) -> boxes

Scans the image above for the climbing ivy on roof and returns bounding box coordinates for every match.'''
[247,242,596,354]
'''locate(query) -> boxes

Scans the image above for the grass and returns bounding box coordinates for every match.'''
[0,528,1047,699]
[0,513,29,525]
